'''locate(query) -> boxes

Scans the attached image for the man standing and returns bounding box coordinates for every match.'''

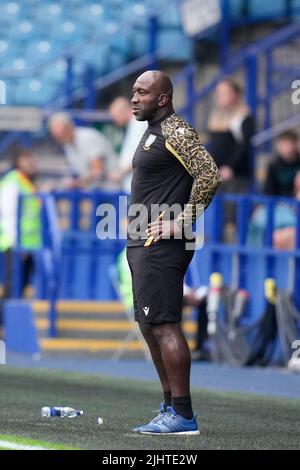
[0,147,41,323]
[49,112,117,189]
[127,71,221,435]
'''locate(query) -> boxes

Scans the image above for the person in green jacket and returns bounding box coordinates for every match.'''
[0,146,41,306]
[116,247,134,312]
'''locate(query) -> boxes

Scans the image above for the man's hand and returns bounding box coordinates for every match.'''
[146,217,182,243]
[38,179,56,192]
[63,177,83,190]
[108,169,123,182]
[220,165,234,182]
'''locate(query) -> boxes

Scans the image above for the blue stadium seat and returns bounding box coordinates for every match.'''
[50,20,86,46]
[249,0,287,17]
[13,77,59,105]
[75,45,111,74]
[0,40,19,66]
[157,7,181,28]
[9,20,37,41]
[227,0,247,19]
[0,0,193,104]
[3,0,298,106]
[158,30,192,61]
[25,40,60,66]
[76,4,106,28]
[0,2,23,22]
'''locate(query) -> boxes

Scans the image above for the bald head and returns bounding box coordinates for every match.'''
[48,112,75,144]
[137,71,173,99]
[132,70,174,122]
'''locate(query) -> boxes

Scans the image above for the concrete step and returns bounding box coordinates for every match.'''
[35,318,197,339]
[33,300,193,316]
[33,301,196,357]
[33,300,125,315]
[34,311,128,321]
[33,300,131,326]
[40,337,196,354]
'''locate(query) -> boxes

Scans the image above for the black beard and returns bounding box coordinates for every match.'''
[138,103,159,122]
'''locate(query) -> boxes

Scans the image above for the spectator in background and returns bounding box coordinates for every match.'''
[248,132,300,248]
[248,170,300,249]
[207,78,255,192]
[272,170,300,250]
[48,112,118,190]
[264,131,300,196]
[0,146,41,316]
[108,97,147,193]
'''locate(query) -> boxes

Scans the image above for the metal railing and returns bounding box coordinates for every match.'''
[201,192,300,312]
[10,190,300,336]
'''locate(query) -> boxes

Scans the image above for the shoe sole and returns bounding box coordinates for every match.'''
[138,430,200,435]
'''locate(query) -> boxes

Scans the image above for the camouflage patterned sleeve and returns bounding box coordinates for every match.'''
[161,114,222,228]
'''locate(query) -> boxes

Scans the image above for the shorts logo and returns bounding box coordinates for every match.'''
[143,306,150,316]
[143,134,156,151]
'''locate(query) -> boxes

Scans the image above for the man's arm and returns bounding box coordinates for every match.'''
[81,127,116,187]
[226,115,255,174]
[163,119,222,229]
[79,158,104,187]
[0,182,19,247]
[64,158,104,189]
[108,163,132,183]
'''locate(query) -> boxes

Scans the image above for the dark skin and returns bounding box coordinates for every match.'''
[132,70,173,123]
[131,71,192,405]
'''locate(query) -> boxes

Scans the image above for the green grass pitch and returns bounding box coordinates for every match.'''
[0,367,299,450]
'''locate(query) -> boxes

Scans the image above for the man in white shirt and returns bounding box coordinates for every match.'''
[49,112,118,189]
[108,97,147,193]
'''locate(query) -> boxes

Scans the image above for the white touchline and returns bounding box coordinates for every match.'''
[0,440,52,451]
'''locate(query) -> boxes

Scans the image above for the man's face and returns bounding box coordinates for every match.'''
[215,82,238,110]
[50,121,74,144]
[110,101,130,127]
[276,138,298,161]
[18,154,37,178]
[131,77,162,122]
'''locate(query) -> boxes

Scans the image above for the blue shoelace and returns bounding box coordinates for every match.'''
[156,411,176,426]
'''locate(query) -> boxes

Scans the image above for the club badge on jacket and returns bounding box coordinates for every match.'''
[143,134,156,151]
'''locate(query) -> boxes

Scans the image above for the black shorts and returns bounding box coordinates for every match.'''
[126,242,194,324]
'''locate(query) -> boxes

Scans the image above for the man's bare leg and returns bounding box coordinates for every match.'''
[151,322,193,419]
[139,323,172,407]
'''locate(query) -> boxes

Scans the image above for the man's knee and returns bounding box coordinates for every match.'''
[151,322,179,341]
[140,321,181,342]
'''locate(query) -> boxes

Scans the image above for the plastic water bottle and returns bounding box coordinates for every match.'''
[41,406,83,418]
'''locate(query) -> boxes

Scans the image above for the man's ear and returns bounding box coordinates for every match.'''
[158,94,168,107]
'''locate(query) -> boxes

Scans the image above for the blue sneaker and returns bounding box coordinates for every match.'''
[135,406,199,435]
[133,402,167,432]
